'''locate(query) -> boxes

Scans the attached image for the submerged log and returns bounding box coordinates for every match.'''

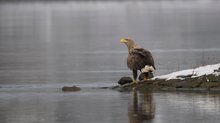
[62,86,81,92]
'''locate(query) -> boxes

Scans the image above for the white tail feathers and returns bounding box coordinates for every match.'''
[141,65,155,73]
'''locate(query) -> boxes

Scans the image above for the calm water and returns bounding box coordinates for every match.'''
[0,0,220,123]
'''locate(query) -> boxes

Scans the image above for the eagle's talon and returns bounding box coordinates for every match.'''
[132,80,138,84]
[143,78,150,81]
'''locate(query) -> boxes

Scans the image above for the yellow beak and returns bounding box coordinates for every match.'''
[120,38,127,43]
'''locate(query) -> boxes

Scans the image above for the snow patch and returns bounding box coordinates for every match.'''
[154,63,220,80]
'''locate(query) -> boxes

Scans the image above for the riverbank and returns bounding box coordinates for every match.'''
[114,63,220,92]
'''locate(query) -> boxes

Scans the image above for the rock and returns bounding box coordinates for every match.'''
[118,76,133,85]
[62,86,81,92]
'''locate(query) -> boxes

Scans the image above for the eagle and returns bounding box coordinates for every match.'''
[120,38,156,83]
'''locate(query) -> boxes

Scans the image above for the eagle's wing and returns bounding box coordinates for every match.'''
[129,48,156,70]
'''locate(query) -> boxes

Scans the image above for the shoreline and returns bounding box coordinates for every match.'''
[113,63,220,92]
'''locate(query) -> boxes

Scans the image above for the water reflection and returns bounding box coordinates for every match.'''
[128,89,155,123]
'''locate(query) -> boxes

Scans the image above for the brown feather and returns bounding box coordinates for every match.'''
[127,48,155,71]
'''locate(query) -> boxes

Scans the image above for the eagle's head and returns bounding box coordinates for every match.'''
[120,38,139,50]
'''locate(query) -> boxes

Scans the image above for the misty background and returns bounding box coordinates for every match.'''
[1,1,220,123]
[1,0,220,84]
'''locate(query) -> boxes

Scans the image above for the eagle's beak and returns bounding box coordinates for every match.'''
[120,38,127,43]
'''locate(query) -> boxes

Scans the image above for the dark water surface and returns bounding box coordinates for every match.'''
[0,0,220,123]
[1,86,220,123]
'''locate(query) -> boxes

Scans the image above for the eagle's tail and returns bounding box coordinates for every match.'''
[141,65,155,73]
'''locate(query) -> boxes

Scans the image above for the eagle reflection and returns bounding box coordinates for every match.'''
[128,89,155,123]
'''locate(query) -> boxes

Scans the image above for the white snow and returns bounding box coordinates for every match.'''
[154,63,220,80]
